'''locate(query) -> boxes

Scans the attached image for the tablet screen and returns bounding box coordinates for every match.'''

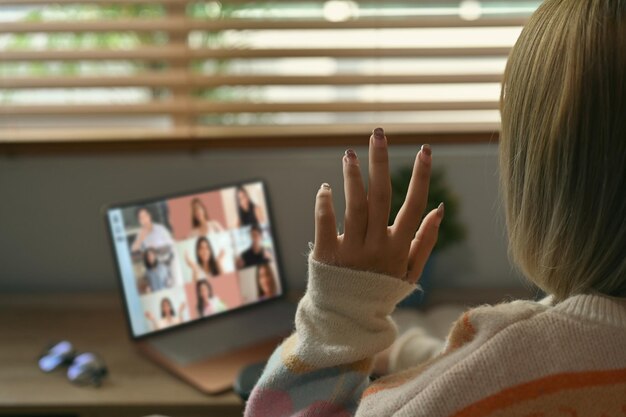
[106,180,284,338]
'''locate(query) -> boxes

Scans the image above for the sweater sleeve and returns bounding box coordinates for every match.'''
[244,256,415,417]
[388,327,445,374]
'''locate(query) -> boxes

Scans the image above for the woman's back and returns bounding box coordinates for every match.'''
[362,294,626,416]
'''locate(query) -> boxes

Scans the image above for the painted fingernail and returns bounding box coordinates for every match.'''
[320,183,331,191]
[372,127,386,147]
[420,144,432,163]
[344,149,357,164]
[436,202,445,224]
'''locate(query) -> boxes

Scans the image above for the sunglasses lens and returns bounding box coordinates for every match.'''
[67,353,107,386]
[38,341,74,372]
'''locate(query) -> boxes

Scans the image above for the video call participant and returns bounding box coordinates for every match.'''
[188,198,225,238]
[237,225,272,269]
[195,279,227,317]
[256,262,277,300]
[144,297,186,330]
[185,236,224,280]
[131,207,174,253]
[236,186,265,227]
[142,247,173,293]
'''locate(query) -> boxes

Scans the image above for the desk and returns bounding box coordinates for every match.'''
[0,294,244,417]
[0,288,533,417]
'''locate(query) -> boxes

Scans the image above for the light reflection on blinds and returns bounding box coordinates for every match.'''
[0,0,541,143]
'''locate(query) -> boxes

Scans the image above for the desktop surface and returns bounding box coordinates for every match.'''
[0,293,244,417]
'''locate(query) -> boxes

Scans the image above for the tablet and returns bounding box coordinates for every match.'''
[105,180,285,338]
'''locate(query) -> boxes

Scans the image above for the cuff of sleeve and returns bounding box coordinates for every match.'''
[291,256,417,366]
[306,256,416,322]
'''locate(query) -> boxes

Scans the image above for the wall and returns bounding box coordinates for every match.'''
[0,143,528,293]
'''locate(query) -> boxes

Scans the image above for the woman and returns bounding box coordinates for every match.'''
[131,207,174,253]
[144,297,186,330]
[188,198,225,238]
[195,279,228,317]
[245,2,626,415]
[255,262,277,299]
[236,186,264,227]
[184,236,224,281]
[142,247,173,293]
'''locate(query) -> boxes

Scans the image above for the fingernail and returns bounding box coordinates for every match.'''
[420,144,432,163]
[437,202,445,221]
[344,149,357,164]
[321,183,331,191]
[372,127,386,147]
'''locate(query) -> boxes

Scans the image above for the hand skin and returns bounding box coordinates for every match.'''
[312,127,444,284]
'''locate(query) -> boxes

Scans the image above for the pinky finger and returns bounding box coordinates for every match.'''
[313,183,339,264]
[406,203,444,284]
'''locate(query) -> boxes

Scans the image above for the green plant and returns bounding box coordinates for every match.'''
[389,166,465,251]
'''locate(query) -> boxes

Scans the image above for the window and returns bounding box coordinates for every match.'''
[0,1,541,144]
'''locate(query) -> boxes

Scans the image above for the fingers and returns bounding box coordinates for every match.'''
[367,127,392,238]
[343,149,367,242]
[393,144,432,241]
[406,203,444,283]
[313,183,338,263]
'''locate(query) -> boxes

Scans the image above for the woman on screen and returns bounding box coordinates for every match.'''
[144,297,186,330]
[142,247,173,293]
[188,198,225,238]
[256,262,277,300]
[131,207,174,253]
[195,279,227,317]
[236,186,265,227]
[184,236,224,280]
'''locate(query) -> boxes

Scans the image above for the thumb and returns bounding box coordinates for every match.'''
[313,183,338,264]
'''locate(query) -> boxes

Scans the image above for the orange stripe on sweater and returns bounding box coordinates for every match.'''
[451,368,626,417]
[449,312,476,350]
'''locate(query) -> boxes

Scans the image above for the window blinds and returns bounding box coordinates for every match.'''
[0,1,538,143]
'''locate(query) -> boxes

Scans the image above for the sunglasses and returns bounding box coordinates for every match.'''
[38,341,108,387]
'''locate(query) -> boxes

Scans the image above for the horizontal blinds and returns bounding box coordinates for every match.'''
[0,0,539,143]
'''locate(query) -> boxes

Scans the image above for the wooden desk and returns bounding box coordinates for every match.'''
[0,288,533,417]
[0,294,244,417]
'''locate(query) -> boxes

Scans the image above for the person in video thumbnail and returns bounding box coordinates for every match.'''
[195,279,227,317]
[256,262,277,300]
[188,198,225,238]
[144,297,186,330]
[142,247,173,293]
[185,236,224,280]
[236,186,265,227]
[131,207,174,253]
[237,225,272,269]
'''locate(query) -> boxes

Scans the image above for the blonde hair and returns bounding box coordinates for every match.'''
[500,0,626,301]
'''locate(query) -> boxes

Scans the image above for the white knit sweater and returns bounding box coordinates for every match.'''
[245,257,626,416]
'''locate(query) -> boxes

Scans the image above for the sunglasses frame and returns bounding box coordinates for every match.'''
[38,341,109,387]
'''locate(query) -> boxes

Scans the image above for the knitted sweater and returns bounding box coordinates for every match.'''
[245,258,626,416]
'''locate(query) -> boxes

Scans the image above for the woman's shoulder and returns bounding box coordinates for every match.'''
[444,298,549,351]
[463,298,549,328]
[445,293,626,353]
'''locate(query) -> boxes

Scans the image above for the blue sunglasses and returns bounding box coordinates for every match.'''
[38,341,108,387]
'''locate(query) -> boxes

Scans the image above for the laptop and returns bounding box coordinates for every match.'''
[104,179,296,394]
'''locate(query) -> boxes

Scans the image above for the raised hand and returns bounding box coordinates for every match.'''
[131,228,148,252]
[184,251,194,267]
[312,127,443,283]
